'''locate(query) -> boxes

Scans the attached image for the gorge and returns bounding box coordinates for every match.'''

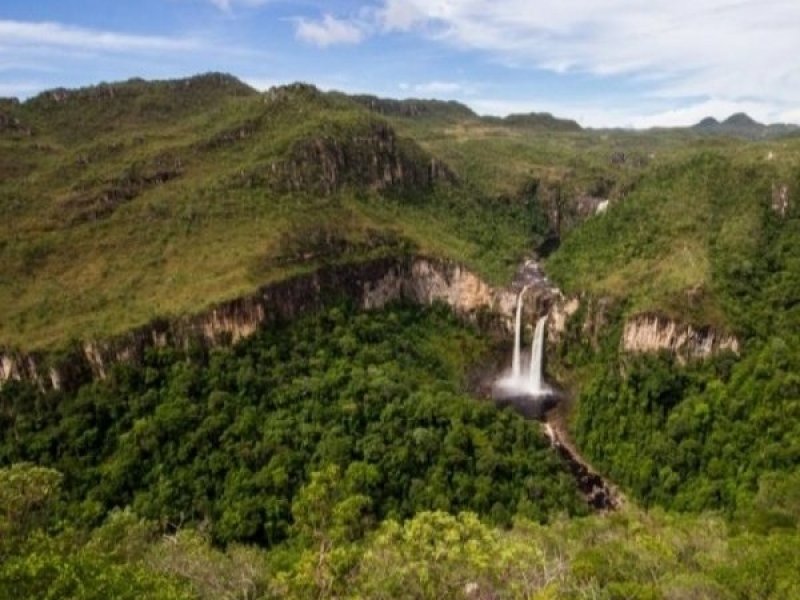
[2,70,798,598]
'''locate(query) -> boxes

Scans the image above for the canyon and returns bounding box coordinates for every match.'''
[1,256,739,393]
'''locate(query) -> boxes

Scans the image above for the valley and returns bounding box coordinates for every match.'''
[1,74,799,598]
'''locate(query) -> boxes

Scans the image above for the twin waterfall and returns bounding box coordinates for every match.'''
[496,287,550,397]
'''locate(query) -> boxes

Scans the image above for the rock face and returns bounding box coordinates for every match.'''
[61,156,184,224]
[772,183,790,217]
[543,422,621,511]
[0,111,32,136]
[621,313,740,360]
[0,256,519,392]
[546,296,739,361]
[275,122,453,195]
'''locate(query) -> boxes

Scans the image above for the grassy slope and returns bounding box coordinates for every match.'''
[3,73,799,350]
[0,76,534,350]
[546,142,800,329]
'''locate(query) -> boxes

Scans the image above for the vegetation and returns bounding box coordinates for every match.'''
[5,73,799,351]
[0,75,543,351]
[546,140,800,517]
[0,304,585,548]
[3,461,799,599]
[547,150,800,328]
[4,72,800,597]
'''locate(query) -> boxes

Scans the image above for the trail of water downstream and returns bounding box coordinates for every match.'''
[490,258,622,512]
[543,419,622,510]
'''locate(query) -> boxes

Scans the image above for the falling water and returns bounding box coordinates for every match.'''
[494,289,551,399]
[511,286,528,378]
[529,316,548,393]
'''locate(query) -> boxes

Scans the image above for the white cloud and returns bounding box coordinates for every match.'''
[208,0,271,12]
[413,80,463,94]
[0,20,200,53]
[295,15,366,47]
[373,0,800,125]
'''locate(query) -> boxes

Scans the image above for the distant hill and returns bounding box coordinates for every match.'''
[691,112,800,139]
[346,94,582,132]
[484,112,582,132]
[346,94,478,121]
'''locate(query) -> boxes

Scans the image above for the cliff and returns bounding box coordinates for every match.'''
[1,255,741,392]
[0,256,520,392]
[272,122,453,194]
[547,295,740,361]
[621,313,740,360]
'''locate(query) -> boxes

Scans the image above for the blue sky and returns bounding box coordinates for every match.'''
[2,0,799,127]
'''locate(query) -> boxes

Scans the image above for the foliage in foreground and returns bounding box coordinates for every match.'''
[3,463,799,599]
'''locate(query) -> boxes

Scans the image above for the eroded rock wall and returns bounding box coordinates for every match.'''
[0,256,518,392]
[621,313,740,360]
[547,295,740,361]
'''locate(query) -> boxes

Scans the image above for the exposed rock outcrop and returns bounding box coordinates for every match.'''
[772,182,790,217]
[275,122,453,194]
[348,94,477,121]
[60,155,184,224]
[232,122,454,195]
[0,256,520,392]
[548,297,580,339]
[0,111,32,136]
[546,296,739,361]
[621,313,740,360]
[543,422,621,511]
[29,73,256,108]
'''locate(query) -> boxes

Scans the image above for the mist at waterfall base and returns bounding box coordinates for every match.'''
[492,289,557,418]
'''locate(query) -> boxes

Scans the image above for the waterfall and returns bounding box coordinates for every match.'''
[529,316,547,393]
[494,287,551,400]
[511,287,527,378]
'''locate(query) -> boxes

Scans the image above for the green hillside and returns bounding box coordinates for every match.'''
[1,75,538,350]
[6,73,798,351]
[544,144,800,517]
[547,149,800,331]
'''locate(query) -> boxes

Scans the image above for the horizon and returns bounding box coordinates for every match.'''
[7,71,798,131]
[2,1,799,129]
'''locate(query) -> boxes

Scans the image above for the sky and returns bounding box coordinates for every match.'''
[1,0,799,128]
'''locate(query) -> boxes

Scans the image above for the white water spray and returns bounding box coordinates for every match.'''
[529,316,547,394]
[494,290,550,398]
[511,286,528,378]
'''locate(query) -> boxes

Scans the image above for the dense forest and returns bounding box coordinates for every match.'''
[3,461,798,598]
[548,151,800,517]
[0,303,585,549]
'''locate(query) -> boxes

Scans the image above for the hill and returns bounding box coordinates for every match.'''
[0,75,540,350]
[691,112,800,139]
[485,111,582,132]
[346,93,478,122]
[4,73,800,352]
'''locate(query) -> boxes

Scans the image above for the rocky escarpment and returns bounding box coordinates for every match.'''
[275,122,453,195]
[0,110,32,136]
[621,313,739,360]
[231,121,453,195]
[547,298,740,361]
[348,94,477,121]
[0,256,521,392]
[28,73,255,107]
